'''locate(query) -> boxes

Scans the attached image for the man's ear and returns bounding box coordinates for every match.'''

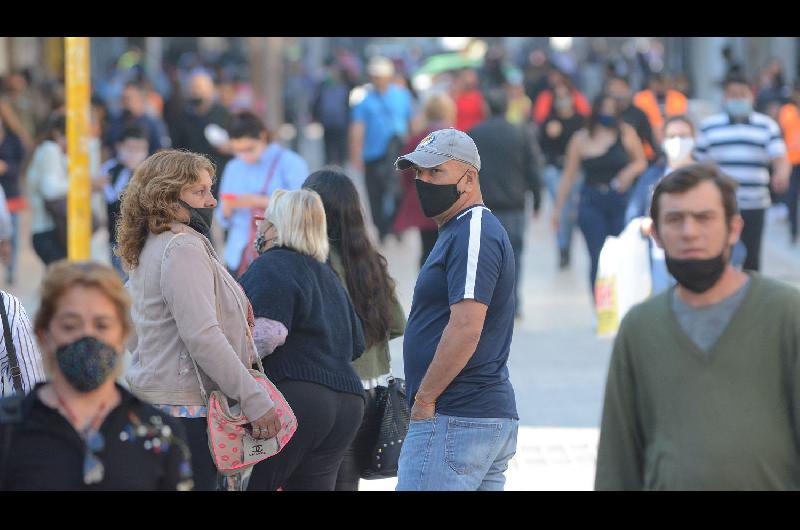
[650,221,665,249]
[728,214,744,247]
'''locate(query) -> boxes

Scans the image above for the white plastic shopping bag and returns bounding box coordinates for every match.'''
[595,217,652,338]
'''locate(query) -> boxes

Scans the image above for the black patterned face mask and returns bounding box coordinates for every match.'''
[55,336,119,393]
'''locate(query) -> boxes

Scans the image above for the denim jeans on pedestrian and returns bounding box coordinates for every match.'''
[577,184,629,292]
[493,209,524,313]
[396,414,518,491]
[544,165,580,252]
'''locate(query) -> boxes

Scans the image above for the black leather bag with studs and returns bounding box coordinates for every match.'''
[360,376,410,480]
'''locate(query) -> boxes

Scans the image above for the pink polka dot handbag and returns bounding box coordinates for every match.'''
[205,367,297,476]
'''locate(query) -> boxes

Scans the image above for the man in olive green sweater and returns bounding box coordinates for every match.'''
[595,163,800,490]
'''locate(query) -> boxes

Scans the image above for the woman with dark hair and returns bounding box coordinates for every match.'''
[216,110,308,277]
[303,168,406,491]
[552,93,647,296]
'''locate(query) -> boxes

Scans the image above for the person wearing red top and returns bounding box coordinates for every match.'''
[532,67,590,125]
[394,93,457,268]
[452,69,485,132]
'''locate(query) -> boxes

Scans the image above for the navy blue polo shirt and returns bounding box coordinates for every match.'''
[403,204,518,419]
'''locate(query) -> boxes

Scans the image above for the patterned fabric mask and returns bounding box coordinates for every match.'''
[55,336,119,393]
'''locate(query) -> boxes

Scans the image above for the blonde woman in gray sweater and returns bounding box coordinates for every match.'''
[116,150,280,490]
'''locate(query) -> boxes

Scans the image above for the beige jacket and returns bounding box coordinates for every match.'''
[125,222,274,421]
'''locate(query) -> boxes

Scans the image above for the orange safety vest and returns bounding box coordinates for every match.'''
[633,89,688,133]
[779,102,800,165]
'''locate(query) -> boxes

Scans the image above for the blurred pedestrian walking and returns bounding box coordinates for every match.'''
[532,66,590,126]
[607,75,659,164]
[349,57,414,241]
[0,111,27,284]
[394,128,518,491]
[553,94,647,296]
[26,114,68,265]
[596,164,800,491]
[240,189,366,491]
[469,89,542,318]
[0,261,194,490]
[119,150,281,490]
[169,71,232,199]
[215,111,308,278]
[625,115,699,295]
[538,83,586,268]
[394,92,457,268]
[633,72,689,146]
[695,73,790,271]
[452,69,486,133]
[778,81,800,244]
[104,81,170,156]
[312,60,351,166]
[303,169,406,491]
[94,124,150,279]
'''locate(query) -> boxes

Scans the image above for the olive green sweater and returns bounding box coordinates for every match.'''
[329,249,406,381]
[595,273,800,490]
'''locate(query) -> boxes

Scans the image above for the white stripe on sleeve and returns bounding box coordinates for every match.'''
[463,208,484,300]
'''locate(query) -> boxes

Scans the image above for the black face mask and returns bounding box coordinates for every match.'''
[665,250,727,293]
[188,97,204,108]
[178,199,214,238]
[415,169,468,218]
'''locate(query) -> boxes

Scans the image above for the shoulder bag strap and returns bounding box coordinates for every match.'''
[0,293,23,395]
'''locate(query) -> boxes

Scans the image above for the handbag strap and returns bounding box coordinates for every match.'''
[162,232,265,405]
[0,293,23,395]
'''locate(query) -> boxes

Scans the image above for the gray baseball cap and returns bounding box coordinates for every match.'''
[395,128,481,172]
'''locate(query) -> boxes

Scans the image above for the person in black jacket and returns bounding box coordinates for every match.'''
[168,71,232,199]
[468,89,541,318]
[0,261,193,491]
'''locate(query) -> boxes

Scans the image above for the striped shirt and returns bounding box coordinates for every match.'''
[695,112,787,210]
[0,292,45,396]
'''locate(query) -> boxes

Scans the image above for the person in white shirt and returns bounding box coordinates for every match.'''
[26,114,69,265]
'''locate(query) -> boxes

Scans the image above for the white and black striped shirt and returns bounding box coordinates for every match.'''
[0,292,45,396]
[695,112,787,210]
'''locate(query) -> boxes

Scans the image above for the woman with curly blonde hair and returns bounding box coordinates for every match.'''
[117,149,281,490]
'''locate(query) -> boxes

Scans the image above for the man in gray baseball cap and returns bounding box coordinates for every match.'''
[395,127,482,219]
[395,127,519,491]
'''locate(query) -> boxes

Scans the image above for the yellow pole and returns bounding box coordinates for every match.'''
[65,37,91,261]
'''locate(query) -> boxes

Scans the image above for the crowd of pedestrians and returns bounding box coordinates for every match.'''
[0,39,798,491]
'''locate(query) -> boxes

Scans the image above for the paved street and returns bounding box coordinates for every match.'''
[2,188,798,491]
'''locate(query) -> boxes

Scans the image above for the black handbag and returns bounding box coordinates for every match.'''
[360,376,410,479]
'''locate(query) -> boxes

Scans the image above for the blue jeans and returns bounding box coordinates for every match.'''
[493,210,524,313]
[396,414,519,491]
[544,165,579,251]
[577,184,630,292]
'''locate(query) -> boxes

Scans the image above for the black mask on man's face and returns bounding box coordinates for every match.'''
[414,168,468,218]
[178,199,214,238]
[665,249,728,293]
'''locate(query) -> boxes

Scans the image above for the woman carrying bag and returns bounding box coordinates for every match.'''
[240,188,366,491]
[117,150,281,490]
[302,168,406,490]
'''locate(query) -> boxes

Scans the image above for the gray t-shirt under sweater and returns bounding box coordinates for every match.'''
[671,278,751,353]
